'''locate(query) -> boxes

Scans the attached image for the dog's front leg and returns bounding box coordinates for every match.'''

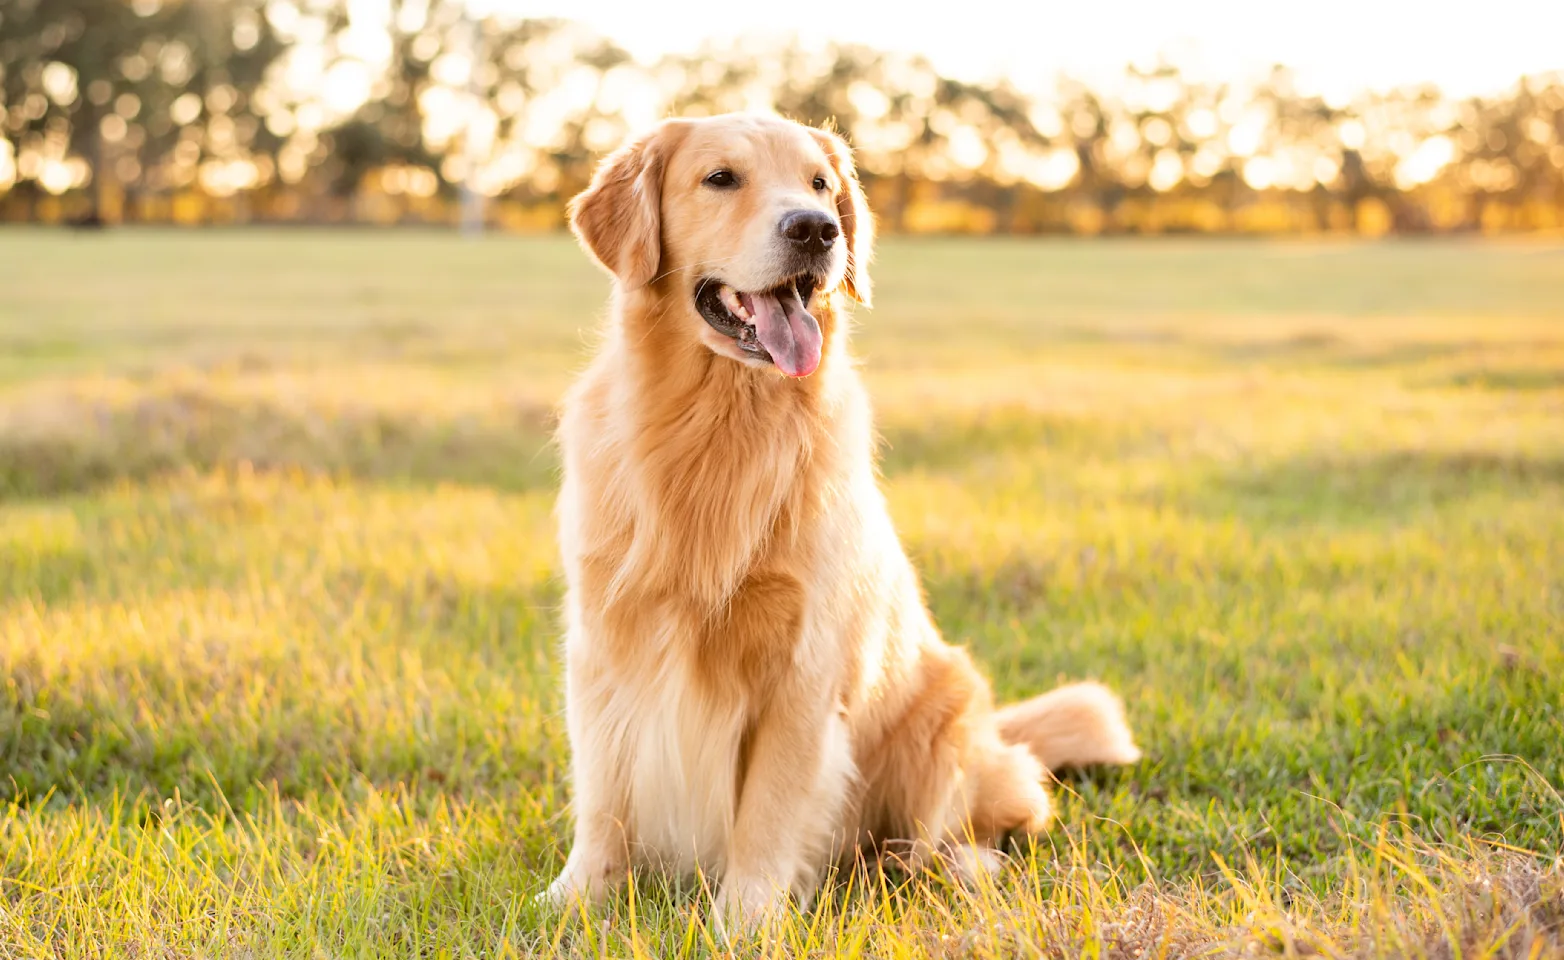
[716,681,853,932]
[544,655,630,910]
[544,784,628,910]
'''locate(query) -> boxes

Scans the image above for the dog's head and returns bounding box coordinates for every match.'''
[570,113,874,379]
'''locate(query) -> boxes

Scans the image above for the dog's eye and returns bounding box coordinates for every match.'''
[812,176,829,191]
[705,170,737,188]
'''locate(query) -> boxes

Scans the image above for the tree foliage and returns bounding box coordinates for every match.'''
[2,5,1562,232]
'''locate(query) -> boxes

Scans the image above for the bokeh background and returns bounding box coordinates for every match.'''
[4,0,1564,235]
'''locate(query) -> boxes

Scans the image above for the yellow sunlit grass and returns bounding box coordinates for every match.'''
[1,231,1561,956]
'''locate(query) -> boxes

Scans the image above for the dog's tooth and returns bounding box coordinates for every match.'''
[718,285,748,319]
[717,285,752,321]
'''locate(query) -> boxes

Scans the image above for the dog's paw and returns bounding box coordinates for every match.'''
[540,858,617,912]
[538,873,578,912]
[711,876,787,941]
[939,842,1007,886]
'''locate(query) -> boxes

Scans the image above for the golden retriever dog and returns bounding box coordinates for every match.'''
[547,113,1140,928]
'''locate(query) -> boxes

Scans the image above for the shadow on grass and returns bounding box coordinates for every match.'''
[1429,366,1564,391]
[1048,324,1556,372]
[1207,334,1474,369]
[0,539,98,604]
[877,406,1134,476]
[0,388,560,499]
[0,566,563,815]
[1182,448,1564,528]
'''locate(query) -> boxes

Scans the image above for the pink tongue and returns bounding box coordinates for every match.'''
[740,288,821,377]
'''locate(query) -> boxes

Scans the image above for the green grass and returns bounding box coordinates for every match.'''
[1,229,1562,957]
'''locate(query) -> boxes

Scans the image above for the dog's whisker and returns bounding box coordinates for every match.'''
[648,255,742,286]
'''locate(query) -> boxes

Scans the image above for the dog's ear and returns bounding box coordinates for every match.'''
[811,126,875,306]
[569,122,684,289]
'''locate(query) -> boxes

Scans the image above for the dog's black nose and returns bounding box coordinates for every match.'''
[779,210,839,255]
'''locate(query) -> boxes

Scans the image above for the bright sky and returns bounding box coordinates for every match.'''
[511,0,1564,102]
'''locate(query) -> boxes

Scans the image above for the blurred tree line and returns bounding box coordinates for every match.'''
[3,0,1563,234]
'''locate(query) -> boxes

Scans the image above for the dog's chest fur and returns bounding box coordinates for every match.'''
[557,343,855,862]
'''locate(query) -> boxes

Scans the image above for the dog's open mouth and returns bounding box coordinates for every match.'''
[695,274,823,378]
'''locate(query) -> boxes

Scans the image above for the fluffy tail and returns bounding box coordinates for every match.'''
[995,681,1141,771]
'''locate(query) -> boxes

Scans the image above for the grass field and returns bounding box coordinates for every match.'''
[2,230,1562,957]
